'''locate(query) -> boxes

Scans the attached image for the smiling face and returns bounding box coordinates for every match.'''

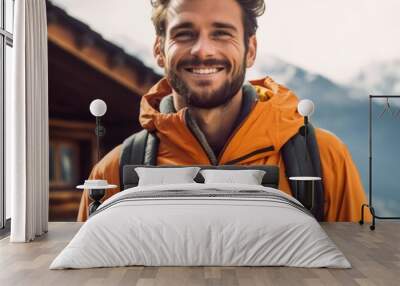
[154,0,257,109]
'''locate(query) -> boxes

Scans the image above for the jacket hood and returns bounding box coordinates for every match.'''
[139,76,304,164]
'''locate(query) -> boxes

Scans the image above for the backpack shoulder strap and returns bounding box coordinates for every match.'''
[281,123,325,221]
[119,129,159,189]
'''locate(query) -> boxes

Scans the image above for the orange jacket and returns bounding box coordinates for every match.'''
[78,77,370,223]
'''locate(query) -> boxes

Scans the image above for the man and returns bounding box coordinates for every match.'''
[78,0,369,222]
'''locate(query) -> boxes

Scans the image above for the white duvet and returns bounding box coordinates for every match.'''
[50,183,351,269]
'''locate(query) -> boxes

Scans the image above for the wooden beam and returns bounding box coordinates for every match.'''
[47,23,155,95]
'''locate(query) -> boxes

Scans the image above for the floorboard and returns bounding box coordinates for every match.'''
[0,222,399,286]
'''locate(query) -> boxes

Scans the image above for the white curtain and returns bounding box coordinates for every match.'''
[7,0,49,242]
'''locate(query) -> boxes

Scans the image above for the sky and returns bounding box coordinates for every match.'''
[51,0,400,83]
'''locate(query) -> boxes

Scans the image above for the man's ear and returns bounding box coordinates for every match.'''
[246,35,257,68]
[153,36,165,68]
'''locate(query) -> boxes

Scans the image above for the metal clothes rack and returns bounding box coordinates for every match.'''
[360,95,400,230]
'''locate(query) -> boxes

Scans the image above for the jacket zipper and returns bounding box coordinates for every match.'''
[216,100,258,164]
[224,145,275,165]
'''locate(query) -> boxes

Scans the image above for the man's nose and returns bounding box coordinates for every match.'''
[190,35,216,59]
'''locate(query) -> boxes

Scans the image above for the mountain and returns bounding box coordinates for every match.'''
[250,55,400,217]
[352,59,400,95]
[249,56,367,144]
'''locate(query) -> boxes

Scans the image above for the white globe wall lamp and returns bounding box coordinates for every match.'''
[90,99,107,163]
[76,99,117,216]
[297,99,315,160]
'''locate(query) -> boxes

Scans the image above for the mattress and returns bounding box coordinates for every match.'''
[50,183,350,269]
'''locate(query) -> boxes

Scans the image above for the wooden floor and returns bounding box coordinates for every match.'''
[0,222,399,286]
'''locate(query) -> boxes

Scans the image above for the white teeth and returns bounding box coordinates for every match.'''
[191,68,219,75]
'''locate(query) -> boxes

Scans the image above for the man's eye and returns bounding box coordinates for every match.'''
[213,31,232,38]
[175,32,195,40]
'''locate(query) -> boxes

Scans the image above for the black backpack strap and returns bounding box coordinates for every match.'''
[281,124,325,221]
[144,132,159,165]
[119,129,159,189]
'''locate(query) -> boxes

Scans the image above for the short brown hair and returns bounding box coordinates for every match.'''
[150,0,265,45]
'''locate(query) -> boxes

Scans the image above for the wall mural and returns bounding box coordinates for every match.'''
[47,0,400,222]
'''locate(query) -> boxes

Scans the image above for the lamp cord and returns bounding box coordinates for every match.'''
[304,116,308,161]
[96,117,100,163]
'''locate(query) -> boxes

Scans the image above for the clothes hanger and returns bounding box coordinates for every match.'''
[394,108,400,118]
[378,98,395,119]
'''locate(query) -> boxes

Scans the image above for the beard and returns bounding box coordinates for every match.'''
[167,57,246,109]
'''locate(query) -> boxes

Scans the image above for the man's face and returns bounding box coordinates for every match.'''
[154,0,257,109]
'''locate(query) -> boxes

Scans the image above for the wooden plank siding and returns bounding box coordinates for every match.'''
[46,1,161,221]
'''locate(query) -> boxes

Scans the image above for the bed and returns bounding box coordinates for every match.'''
[50,165,350,269]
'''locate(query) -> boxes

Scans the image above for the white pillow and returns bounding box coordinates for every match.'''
[135,167,201,186]
[200,169,266,185]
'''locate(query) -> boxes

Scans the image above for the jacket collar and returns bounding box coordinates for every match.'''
[139,77,304,165]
